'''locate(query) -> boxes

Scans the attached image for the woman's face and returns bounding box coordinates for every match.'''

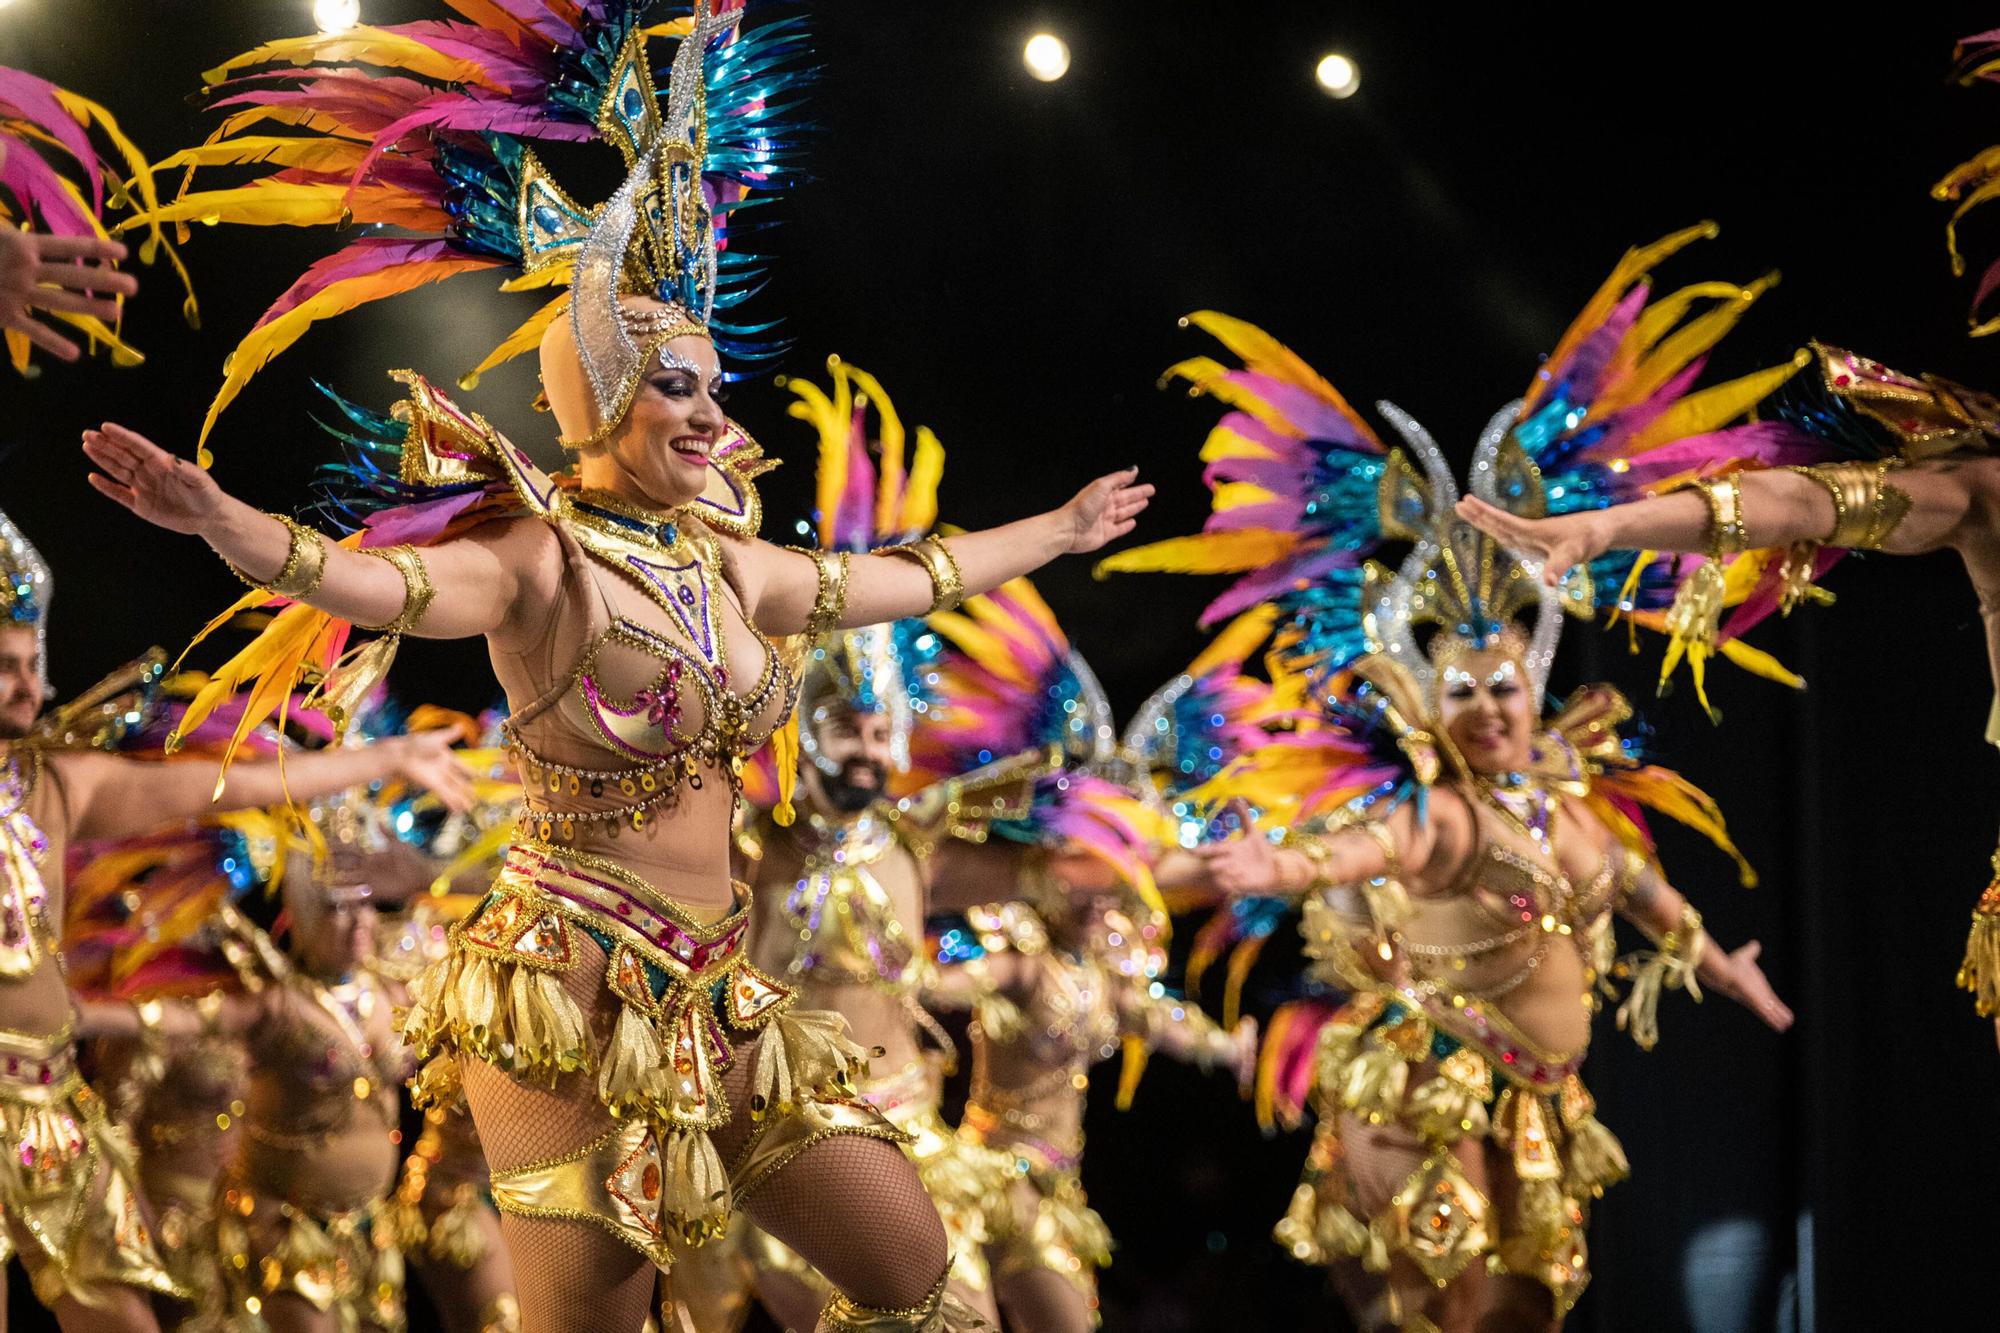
[1436,646,1536,775]
[598,330,727,509]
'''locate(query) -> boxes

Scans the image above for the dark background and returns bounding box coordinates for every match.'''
[6,2,2000,1329]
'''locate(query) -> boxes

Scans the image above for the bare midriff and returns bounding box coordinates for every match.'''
[1406,796,1618,1064]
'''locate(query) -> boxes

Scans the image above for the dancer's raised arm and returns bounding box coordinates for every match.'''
[733,466,1153,636]
[82,422,555,643]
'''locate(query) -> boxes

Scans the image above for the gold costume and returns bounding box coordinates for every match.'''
[0,752,182,1309]
[1272,718,1698,1319]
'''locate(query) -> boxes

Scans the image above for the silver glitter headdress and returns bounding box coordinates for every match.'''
[0,507,51,696]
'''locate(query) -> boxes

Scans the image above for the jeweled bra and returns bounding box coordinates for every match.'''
[504,499,795,844]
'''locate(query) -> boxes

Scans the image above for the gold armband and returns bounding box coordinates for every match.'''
[358,544,435,635]
[880,534,965,614]
[226,513,328,600]
[1615,900,1706,1051]
[1693,474,1750,558]
[1280,829,1337,893]
[1357,819,1401,878]
[789,547,851,639]
[1790,460,1913,550]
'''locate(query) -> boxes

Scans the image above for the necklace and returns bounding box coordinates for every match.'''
[1479,771,1556,856]
[568,488,731,690]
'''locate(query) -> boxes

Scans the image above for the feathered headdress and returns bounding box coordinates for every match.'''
[782,358,948,778]
[133,0,811,457]
[1934,29,2000,334]
[0,507,52,697]
[0,65,194,371]
[1100,225,1829,714]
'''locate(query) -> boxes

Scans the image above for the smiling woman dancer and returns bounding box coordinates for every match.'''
[76,7,1149,1331]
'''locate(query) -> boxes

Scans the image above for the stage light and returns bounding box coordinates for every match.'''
[1316,52,1360,99]
[1023,33,1070,82]
[314,0,360,34]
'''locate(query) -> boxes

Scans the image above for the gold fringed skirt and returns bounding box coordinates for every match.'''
[399,842,894,1272]
[1272,993,1625,1318]
[958,1114,1112,1326]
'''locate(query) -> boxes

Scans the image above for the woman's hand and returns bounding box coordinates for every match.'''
[385,731,478,815]
[1058,468,1154,554]
[1454,496,1610,588]
[1715,940,1793,1033]
[0,229,136,363]
[83,423,230,535]
[1196,832,1288,897]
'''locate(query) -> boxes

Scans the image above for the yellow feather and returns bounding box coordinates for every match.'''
[900,427,944,534]
[149,137,368,176]
[1625,350,1811,454]
[1526,221,1719,412]
[1716,637,1804,689]
[838,366,908,535]
[1181,310,1377,441]
[460,292,568,390]
[1625,280,1745,356]
[1093,528,1297,578]
[1595,273,1779,417]
[195,254,506,453]
[204,26,508,91]
[1162,355,1299,435]
[48,87,200,329]
[926,610,1024,685]
[1187,604,1280,677]
[1212,481,1280,513]
[1197,422,1284,463]
[771,715,800,825]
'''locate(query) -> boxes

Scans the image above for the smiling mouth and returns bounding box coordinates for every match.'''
[670,436,712,462]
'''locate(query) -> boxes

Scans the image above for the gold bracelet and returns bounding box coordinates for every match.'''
[790,547,851,639]
[1357,820,1401,878]
[1692,476,1748,559]
[881,535,965,614]
[226,513,328,600]
[359,544,435,635]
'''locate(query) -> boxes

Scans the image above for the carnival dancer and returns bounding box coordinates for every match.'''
[74,783,452,1333]
[730,361,1073,1327]
[88,7,1151,1329]
[1099,234,1803,1328]
[1452,342,2000,1035]
[0,509,470,1331]
[374,717,523,1333]
[916,603,1256,1333]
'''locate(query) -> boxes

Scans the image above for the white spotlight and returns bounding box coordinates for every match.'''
[1023,33,1070,83]
[1315,52,1360,99]
[314,0,360,34]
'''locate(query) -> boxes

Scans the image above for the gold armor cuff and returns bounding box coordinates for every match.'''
[1692,474,1749,557]
[792,547,852,639]
[880,535,965,614]
[818,1267,964,1332]
[358,544,436,635]
[1790,460,1913,550]
[227,513,328,601]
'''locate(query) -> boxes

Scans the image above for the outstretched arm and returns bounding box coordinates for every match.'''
[1455,463,1979,588]
[1114,981,1257,1094]
[74,989,263,1044]
[52,731,476,844]
[0,229,137,364]
[731,468,1153,636]
[1191,800,1440,899]
[1618,860,1793,1034]
[81,423,558,644]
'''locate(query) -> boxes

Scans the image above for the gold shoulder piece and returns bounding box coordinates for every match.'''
[31,650,168,752]
[889,745,1064,852]
[683,420,776,540]
[389,370,564,513]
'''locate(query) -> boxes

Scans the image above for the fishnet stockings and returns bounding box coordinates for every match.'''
[459,933,948,1331]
